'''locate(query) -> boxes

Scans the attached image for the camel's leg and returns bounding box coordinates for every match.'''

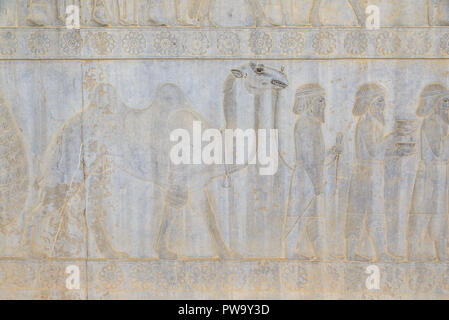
[191,189,242,259]
[155,185,188,260]
[155,201,180,260]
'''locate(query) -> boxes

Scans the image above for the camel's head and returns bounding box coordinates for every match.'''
[230,62,288,95]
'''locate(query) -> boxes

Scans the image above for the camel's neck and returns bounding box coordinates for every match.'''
[254,91,276,131]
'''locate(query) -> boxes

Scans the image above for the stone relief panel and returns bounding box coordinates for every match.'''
[0,0,445,27]
[1,0,449,300]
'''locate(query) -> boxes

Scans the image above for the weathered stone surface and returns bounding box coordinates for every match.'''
[1,0,449,299]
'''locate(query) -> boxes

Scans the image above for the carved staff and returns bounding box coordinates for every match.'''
[334,132,343,193]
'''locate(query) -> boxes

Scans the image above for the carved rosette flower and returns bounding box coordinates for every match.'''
[344,31,368,55]
[158,262,180,290]
[217,32,240,55]
[61,31,82,55]
[184,32,209,56]
[153,31,183,56]
[0,32,17,56]
[376,32,401,55]
[0,264,7,285]
[440,33,449,55]
[249,31,272,55]
[442,268,449,292]
[222,263,249,290]
[312,31,336,55]
[28,32,50,56]
[122,31,146,55]
[11,263,36,288]
[344,264,364,292]
[322,264,342,291]
[406,32,431,55]
[280,263,308,291]
[129,263,155,290]
[280,31,304,55]
[408,266,435,293]
[186,262,216,291]
[39,263,63,289]
[98,264,124,290]
[251,261,278,291]
[381,265,405,292]
[91,32,116,55]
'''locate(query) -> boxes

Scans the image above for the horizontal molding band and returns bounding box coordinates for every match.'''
[0,28,449,60]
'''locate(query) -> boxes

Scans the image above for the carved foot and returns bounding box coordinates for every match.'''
[294,254,318,262]
[157,247,178,260]
[377,252,400,263]
[347,253,371,262]
[408,255,428,262]
[147,18,167,26]
[104,249,130,260]
[255,19,278,27]
[217,249,242,260]
[311,21,322,27]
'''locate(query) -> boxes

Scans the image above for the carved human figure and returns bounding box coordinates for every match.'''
[25,84,131,258]
[345,84,406,262]
[283,84,341,260]
[408,83,449,262]
[309,0,364,26]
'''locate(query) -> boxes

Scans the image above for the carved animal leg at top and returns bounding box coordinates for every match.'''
[309,0,321,26]
[118,0,138,25]
[347,0,365,26]
[309,0,364,26]
[92,0,113,25]
[190,189,242,260]
[250,0,284,26]
[27,0,50,26]
[154,185,188,260]
[188,0,216,26]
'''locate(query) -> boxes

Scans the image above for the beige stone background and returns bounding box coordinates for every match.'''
[1,0,449,299]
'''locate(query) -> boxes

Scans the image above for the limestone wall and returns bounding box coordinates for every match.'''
[1,0,449,299]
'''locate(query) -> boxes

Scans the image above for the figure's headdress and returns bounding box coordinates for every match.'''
[293,83,325,114]
[416,83,449,117]
[352,83,385,116]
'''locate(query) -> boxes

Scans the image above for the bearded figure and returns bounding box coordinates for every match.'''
[283,84,341,260]
[345,83,402,262]
[408,83,449,262]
